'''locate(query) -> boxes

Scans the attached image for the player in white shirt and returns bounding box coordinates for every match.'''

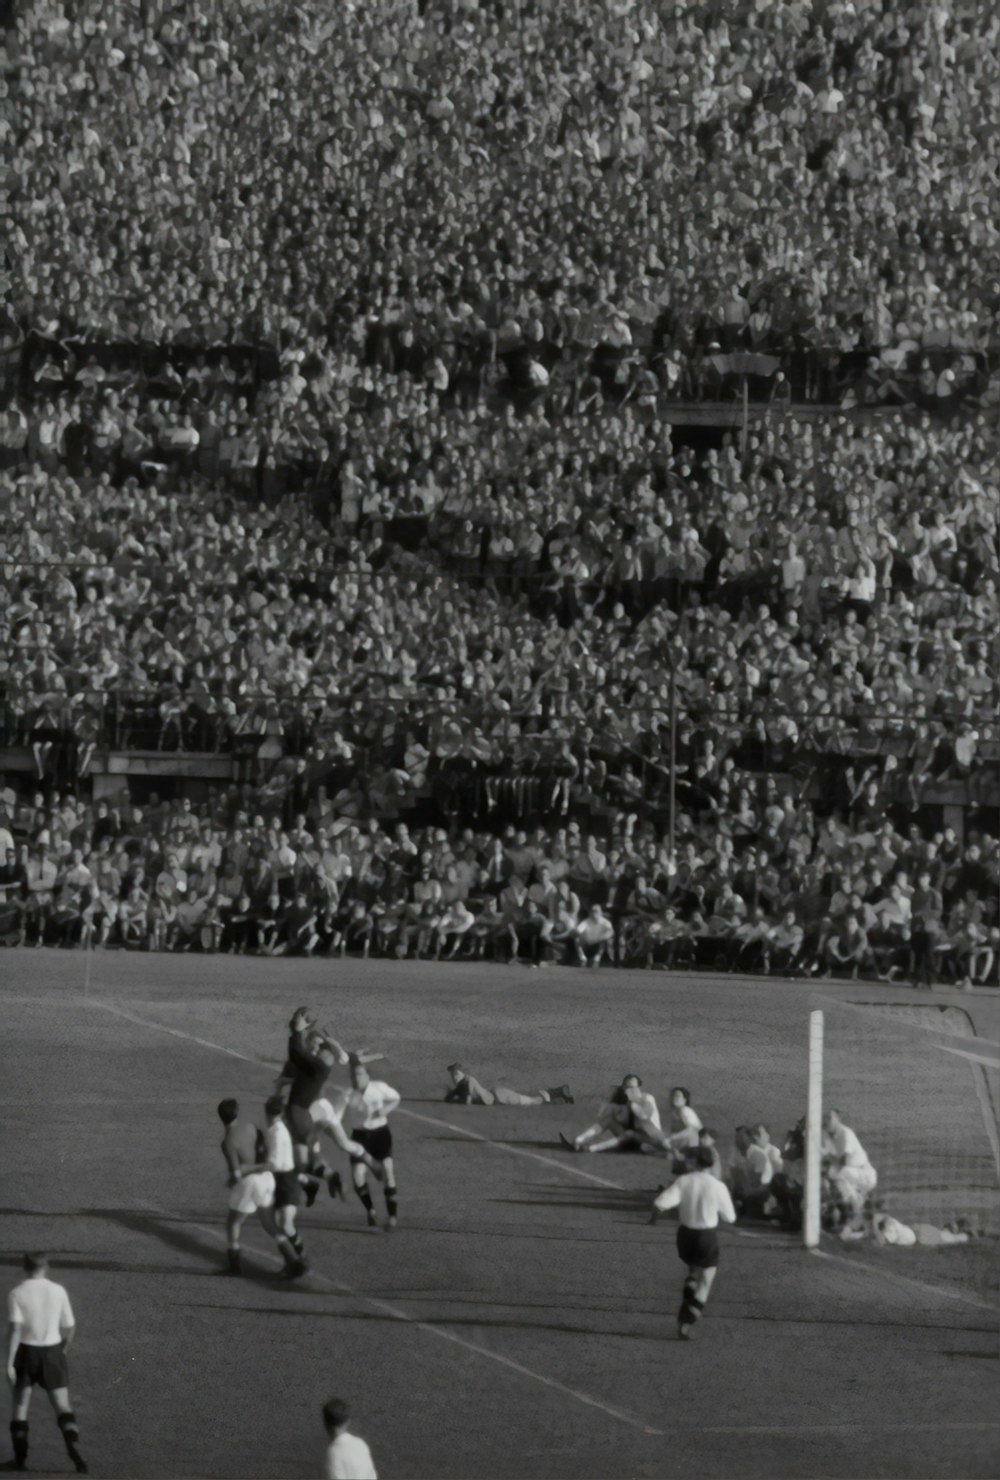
[650,1149,737,1340]
[348,1064,401,1230]
[217,1098,305,1278]
[7,1254,87,1473]
[822,1109,877,1229]
[322,1397,377,1479]
[236,1098,311,1276]
[560,1075,661,1153]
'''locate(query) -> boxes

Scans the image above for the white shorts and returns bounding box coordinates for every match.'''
[228,1171,275,1215]
[310,1098,342,1128]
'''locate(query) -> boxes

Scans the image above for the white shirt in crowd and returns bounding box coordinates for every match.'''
[265,1119,295,1173]
[653,1169,737,1229]
[8,1277,75,1347]
[325,1431,377,1479]
[355,1081,401,1130]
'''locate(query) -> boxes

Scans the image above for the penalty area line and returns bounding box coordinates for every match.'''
[136,1200,664,1438]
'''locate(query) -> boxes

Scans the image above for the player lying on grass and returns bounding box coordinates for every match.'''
[444,1063,573,1106]
[560,1075,661,1153]
[218,1098,307,1278]
[868,1205,975,1247]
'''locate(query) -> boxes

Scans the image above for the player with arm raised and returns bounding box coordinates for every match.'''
[649,1148,737,1340]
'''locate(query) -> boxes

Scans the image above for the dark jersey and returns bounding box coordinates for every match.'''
[284,1029,331,1109]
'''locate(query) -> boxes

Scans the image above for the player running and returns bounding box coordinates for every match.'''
[348,1062,401,1230]
[235,1097,312,1278]
[649,1147,737,1340]
[217,1098,306,1278]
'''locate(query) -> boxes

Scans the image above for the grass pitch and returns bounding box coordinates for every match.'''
[2,951,997,1479]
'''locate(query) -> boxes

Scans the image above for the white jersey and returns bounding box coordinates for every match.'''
[825,1123,873,1173]
[653,1169,737,1230]
[667,1103,702,1151]
[8,1277,74,1347]
[629,1091,661,1131]
[265,1119,295,1173]
[355,1080,400,1130]
[311,1089,352,1127]
[325,1431,377,1479]
[746,1143,783,1186]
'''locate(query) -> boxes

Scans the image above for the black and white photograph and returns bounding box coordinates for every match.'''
[2,0,998,1477]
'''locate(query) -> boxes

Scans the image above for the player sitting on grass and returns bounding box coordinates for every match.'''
[218,1098,306,1278]
[821,1109,878,1235]
[560,1074,660,1152]
[444,1063,573,1106]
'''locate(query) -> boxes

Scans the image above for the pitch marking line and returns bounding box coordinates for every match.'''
[88,998,999,1315]
[135,1198,663,1436]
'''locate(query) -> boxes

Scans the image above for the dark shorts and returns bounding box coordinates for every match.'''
[351,1124,392,1164]
[677,1225,720,1270]
[273,1169,303,1209]
[285,1102,316,1147]
[14,1343,69,1392]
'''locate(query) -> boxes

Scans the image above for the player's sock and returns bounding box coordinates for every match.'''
[384,1185,398,1222]
[678,1294,706,1331]
[10,1419,28,1468]
[355,1182,375,1214]
[683,1276,697,1304]
[548,1084,574,1104]
[227,1246,243,1276]
[57,1412,87,1473]
[290,1233,305,1256]
[274,1233,297,1268]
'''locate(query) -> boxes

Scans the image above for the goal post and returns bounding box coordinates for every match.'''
[803,999,1000,1248]
[804,1009,824,1248]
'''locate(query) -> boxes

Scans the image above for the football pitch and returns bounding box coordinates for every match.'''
[3,951,998,1480]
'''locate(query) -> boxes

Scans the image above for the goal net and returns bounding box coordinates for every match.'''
[804,1001,1000,1247]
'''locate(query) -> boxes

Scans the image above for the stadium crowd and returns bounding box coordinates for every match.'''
[2,0,998,986]
[0,787,997,986]
[6,0,1000,385]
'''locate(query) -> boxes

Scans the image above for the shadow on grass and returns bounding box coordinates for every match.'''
[7,1208,285,1286]
[188,1302,668,1342]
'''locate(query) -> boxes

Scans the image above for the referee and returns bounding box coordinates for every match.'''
[649,1147,737,1340]
[7,1253,87,1473]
